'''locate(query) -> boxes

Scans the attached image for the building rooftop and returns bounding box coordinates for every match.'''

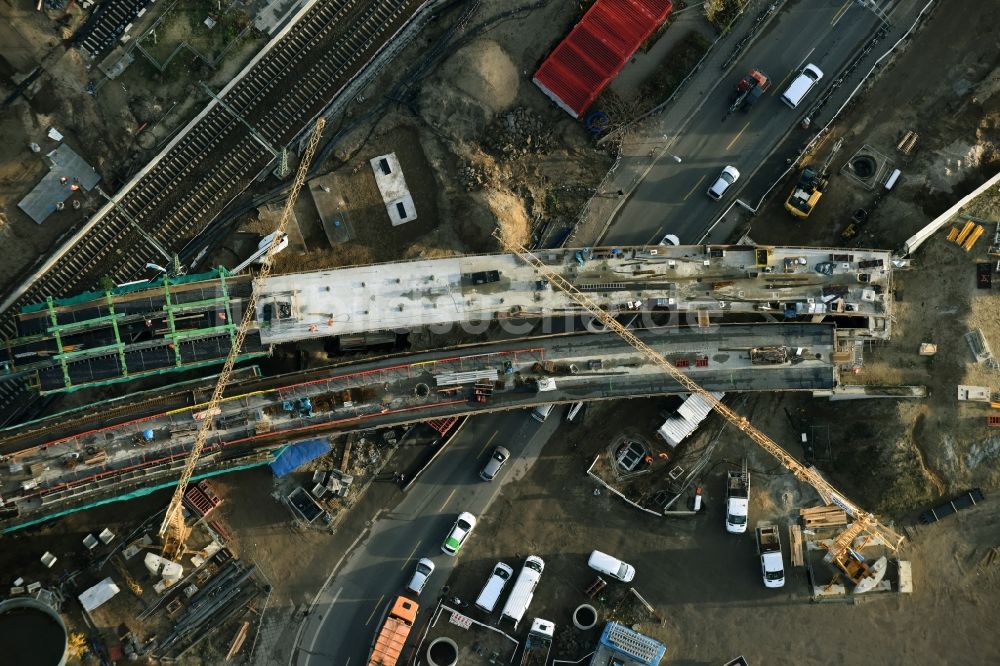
[591,622,666,666]
[18,144,100,224]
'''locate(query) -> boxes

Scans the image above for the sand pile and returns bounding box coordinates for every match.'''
[418,39,519,141]
[484,188,530,248]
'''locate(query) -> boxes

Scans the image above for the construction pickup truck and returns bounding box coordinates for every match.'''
[756,525,785,588]
[520,618,555,666]
[727,69,770,116]
[725,465,749,534]
[368,596,418,666]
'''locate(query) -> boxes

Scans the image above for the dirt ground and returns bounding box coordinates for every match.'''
[0,0,265,289]
[231,0,616,274]
[448,400,1000,666]
[741,0,1000,517]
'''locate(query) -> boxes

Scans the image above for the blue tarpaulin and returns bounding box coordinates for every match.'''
[270,438,331,477]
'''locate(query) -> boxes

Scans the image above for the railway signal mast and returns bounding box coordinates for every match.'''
[492,230,904,592]
[157,119,327,558]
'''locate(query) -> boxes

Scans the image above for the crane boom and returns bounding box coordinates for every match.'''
[493,231,903,553]
[158,119,327,555]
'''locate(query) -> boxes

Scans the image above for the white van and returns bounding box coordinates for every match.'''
[780,63,824,109]
[475,562,514,613]
[500,555,544,629]
[531,404,554,423]
[587,550,635,582]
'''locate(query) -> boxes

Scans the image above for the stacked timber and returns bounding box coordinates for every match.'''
[799,504,848,528]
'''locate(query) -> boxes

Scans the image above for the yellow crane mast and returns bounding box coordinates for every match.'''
[158,119,327,557]
[492,230,904,586]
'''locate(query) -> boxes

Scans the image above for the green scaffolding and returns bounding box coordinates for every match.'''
[13,268,267,394]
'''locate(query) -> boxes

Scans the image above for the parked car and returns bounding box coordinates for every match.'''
[406,557,435,595]
[441,511,477,556]
[587,550,636,582]
[480,446,511,482]
[814,262,835,275]
[707,166,740,200]
[659,234,680,246]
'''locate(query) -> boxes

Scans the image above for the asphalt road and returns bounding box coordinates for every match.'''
[293,409,563,665]
[605,0,884,245]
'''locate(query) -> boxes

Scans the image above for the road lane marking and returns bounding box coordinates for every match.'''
[365,594,385,626]
[683,175,707,201]
[831,0,851,26]
[776,47,818,94]
[403,540,423,568]
[726,121,751,151]
[477,430,499,458]
[795,47,816,73]
[438,488,457,512]
[644,226,664,246]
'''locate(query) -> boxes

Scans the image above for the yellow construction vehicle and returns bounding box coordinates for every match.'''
[784,167,828,218]
[784,138,842,220]
[493,230,903,593]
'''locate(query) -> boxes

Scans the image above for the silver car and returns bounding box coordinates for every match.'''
[479,446,510,481]
[706,165,740,200]
[406,557,435,595]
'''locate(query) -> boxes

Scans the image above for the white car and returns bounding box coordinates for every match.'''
[441,511,477,556]
[659,234,680,246]
[406,557,435,595]
[707,165,740,200]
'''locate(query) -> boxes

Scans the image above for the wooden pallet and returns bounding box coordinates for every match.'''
[788,524,805,567]
[799,504,848,528]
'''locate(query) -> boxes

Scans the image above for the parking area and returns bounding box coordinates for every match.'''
[436,398,1000,665]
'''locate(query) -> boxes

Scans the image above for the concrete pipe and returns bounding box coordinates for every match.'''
[427,637,459,666]
[0,597,68,666]
[573,603,598,630]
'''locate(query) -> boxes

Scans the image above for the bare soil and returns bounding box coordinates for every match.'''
[450,399,1000,666]
[0,0,265,290]
[745,0,1000,515]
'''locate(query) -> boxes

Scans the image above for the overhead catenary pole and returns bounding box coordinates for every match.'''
[157,118,326,556]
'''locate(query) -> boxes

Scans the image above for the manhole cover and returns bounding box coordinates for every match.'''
[851,156,877,178]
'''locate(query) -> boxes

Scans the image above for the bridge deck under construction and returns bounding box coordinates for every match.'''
[0,323,839,531]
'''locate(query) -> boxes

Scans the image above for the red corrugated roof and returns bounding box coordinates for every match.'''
[533,0,673,118]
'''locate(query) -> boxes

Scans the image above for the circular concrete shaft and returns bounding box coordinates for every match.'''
[573,603,598,630]
[427,637,459,666]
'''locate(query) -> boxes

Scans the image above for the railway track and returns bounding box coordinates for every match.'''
[0,0,426,417]
[0,0,424,341]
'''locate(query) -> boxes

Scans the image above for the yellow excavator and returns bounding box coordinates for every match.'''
[784,138,843,219]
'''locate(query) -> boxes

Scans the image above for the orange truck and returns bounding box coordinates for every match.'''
[368,596,418,666]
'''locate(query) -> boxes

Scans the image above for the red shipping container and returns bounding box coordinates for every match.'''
[534,0,673,118]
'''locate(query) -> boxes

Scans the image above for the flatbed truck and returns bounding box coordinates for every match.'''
[520,618,555,666]
[368,596,418,666]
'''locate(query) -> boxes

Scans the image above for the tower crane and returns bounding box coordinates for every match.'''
[157,119,327,558]
[493,230,904,592]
